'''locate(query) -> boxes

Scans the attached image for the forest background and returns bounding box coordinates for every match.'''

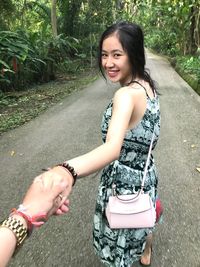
[0,0,199,133]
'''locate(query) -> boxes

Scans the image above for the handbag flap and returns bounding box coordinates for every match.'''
[108,193,153,214]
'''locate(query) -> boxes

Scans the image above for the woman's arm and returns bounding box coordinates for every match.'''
[37,87,146,197]
[34,87,145,202]
[37,89,135,187]
[68,88,135,177]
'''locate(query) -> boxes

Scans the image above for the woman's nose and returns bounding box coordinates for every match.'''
[105,56,114,67]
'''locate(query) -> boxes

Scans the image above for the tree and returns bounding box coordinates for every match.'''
[58,0,82,37]
[0,0,15,30]
[51,0,57,37]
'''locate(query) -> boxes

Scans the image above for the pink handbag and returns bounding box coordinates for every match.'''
[106,133,156,229]
[106,191,156,229]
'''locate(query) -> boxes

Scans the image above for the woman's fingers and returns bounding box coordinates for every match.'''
[59,203,70,213]
[53,200,70,215]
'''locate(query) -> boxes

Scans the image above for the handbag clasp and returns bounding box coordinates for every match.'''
[112,183,116,196]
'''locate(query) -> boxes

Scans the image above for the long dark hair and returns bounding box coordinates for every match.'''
[98,21,157,92]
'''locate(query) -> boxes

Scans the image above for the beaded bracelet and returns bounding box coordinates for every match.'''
[57,162,78,186]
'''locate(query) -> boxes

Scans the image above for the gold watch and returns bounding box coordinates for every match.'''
[0,216,28,247]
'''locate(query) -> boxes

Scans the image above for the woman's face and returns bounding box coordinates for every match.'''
[101,34,132,86]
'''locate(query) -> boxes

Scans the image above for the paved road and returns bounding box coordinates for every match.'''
[0,52,200,267]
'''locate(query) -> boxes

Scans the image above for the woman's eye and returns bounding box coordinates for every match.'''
[114,54,121,58]
[101,54,107,58]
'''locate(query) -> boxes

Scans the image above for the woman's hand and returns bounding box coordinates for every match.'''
[22,166,74,219]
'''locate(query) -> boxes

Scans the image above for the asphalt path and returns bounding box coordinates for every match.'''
[0,51,200,267]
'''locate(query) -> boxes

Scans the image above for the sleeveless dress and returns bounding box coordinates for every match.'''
[93,85,161,267]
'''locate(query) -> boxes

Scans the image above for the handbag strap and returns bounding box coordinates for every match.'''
[112,131,155,196]
[140,131,155,192]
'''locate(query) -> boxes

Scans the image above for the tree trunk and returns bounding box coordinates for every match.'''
[62,0,82,37]
[187,5,198,54]
[21,0,27,28]
[51,0,57,38]
[194,4,200,53]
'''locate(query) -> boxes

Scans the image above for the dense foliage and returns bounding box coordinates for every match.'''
[0,0,199,91]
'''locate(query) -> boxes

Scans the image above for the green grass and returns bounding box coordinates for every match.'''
[173,56,200,95]
[176,56,200,79]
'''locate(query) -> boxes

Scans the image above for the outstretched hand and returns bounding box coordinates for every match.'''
[22,166,74,219]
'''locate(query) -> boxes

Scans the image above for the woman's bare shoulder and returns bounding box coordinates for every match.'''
[114,86,133,102]
[114,85,146,100]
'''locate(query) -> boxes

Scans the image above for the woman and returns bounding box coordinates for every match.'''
[92,21,160,266]
[30,21,161,266]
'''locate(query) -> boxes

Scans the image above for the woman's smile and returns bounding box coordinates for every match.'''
[107,69,119,78]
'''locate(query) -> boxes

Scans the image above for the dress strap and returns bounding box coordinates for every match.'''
[130,80,156,98]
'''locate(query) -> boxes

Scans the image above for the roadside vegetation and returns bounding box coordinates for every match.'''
[0,70,97,134]
[141,1,200,95]
[0,0,199,134]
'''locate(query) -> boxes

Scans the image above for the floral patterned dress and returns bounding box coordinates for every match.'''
[93,86,161,267]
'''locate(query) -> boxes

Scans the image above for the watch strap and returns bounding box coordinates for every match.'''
[0,216,28,247]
